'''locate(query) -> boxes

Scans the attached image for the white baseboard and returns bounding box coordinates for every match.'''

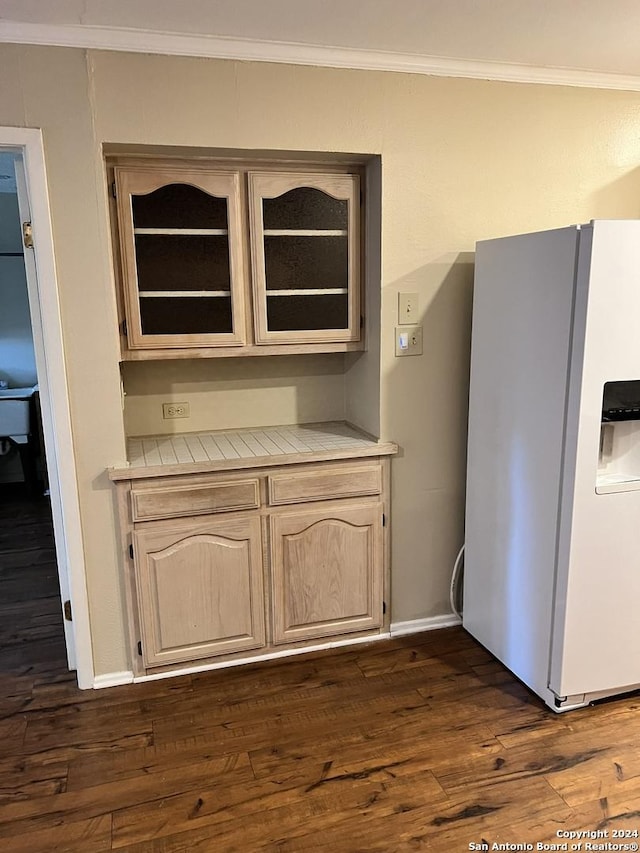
[92,620,462,689]
[390,613,462,637]
[132,632,391,684]
[93,670,134,689]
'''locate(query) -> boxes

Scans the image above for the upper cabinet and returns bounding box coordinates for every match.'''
[110,160,364,359]
[249,172,360,345]
[114,167,246,350]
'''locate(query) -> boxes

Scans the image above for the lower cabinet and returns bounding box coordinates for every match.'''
[270,503,383,644]
[133,514,265,667]
[115,456,392,674]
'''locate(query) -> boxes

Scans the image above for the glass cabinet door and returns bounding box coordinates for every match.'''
[248,172,361,345]
[114,167,246,349]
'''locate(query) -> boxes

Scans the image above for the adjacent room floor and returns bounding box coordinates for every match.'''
[0,484,67,678]
[1,490,639,851]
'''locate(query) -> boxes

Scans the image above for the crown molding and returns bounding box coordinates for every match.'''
[2,20,640,92]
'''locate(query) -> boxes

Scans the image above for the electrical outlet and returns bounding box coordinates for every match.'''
[162,402,190,419]
[398,292,419,325]
[395,326,423,357]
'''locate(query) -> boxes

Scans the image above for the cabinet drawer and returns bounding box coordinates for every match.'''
[268,465,381,506]
[131,479,260,522]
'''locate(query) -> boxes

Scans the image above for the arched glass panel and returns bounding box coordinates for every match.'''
[262,187,347,231]
[132,183,228,229]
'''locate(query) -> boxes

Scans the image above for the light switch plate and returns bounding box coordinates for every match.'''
[395,326,423,357]
[398,292,419,325]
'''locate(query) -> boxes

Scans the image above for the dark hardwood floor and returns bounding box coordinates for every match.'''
[1,486,640,851]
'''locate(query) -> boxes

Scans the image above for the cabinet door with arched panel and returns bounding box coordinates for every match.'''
[114,166,247,349]
[133,515,265,668]
[270,503,383,645]
[248,172,361,345]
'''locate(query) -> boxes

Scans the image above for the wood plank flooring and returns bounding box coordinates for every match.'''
[2,485,640,851]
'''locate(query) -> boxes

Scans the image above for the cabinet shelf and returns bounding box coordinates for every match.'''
[263,229,347,237]
[266,288,348,297]
[134,228,229,236]
[139,291,230,298]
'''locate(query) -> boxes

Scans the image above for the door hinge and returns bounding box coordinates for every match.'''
[383,601,387,614]
[129,543,134,560]
[360,315,364,329]
[382,513,386,527]
[112,180,117,198]
[63,599,72,621]
[22,221,34,249]
[120,319,128,338]
[137,640,143,656]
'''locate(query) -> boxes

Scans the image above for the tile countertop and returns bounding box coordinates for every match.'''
[108,422,398,481]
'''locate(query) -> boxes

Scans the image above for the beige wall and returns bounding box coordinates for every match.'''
[0,45,128,674]
[122,355,348,436]
[2,43,640,676]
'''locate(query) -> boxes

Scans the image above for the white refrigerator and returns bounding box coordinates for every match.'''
[463,220,640,712]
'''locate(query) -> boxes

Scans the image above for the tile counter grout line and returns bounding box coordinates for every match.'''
[125,422,382,469]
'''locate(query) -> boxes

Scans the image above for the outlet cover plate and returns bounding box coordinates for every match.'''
[162,402,190,419]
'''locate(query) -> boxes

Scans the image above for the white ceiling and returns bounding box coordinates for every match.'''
[2,0,640,89]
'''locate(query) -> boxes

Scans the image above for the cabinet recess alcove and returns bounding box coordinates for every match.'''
[107,151,393,681]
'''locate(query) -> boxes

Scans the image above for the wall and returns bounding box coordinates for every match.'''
[0,45,127,674]
[122,355,348,436]
[1,43,639,677]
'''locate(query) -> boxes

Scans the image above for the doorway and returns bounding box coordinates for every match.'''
[0,154,39,486]
[0,127,93,689]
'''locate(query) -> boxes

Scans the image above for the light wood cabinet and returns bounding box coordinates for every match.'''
[110,446,395,677]
[114,166,247,350]
[110,160,364,359]
[133,515,265,667]
[270,503,383,645]
[248,172,360,345]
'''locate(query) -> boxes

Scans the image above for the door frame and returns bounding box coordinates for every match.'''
[2,126,94,689]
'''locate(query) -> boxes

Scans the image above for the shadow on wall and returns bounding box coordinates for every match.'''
[589,167,640,218]
[386,252,475,619]
[386,251,475,469]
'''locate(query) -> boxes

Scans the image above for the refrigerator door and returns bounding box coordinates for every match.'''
[464,226,580,704]
[550,220,640,700]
